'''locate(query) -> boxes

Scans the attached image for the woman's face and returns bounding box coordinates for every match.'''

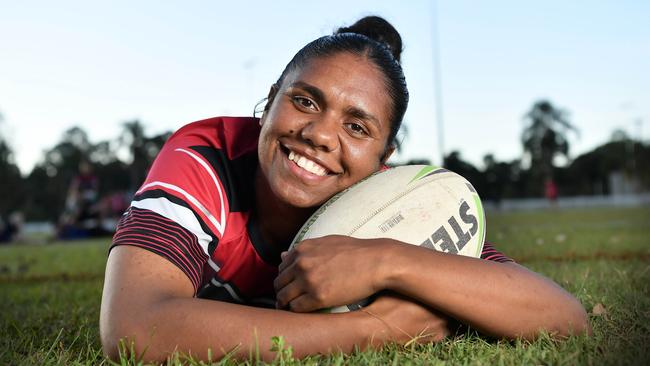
[258,52,394,208]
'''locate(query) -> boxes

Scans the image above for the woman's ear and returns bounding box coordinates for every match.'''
[265,84,279,110]
[260,84,279,126]
[380,145,395,165]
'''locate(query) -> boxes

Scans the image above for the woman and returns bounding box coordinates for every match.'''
[100,16,589,362]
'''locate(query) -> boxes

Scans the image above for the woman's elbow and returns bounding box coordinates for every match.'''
[539,298,591,340]
[558,300,591,338]
[514,297,591,341]
[100,330,124,362]
[100,310,151,362]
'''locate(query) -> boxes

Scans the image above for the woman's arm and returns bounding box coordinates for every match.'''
[274,236,590,340]
[380,241,590,339]
[100,245,449,363]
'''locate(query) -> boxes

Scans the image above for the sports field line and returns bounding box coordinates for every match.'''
[514,250,650,263]
[0,272,103,285]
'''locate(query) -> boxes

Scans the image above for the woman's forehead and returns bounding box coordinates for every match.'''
[284,53,381,84]
[281,53,392,123]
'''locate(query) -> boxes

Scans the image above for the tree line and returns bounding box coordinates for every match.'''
[1,100,649,221]
[437,101,649,202]
[0,119,170,221]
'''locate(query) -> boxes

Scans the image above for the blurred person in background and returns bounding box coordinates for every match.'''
[57,160,108,239]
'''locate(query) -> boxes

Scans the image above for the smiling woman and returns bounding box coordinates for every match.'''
[258,52,393,209]
[99,16,589,363]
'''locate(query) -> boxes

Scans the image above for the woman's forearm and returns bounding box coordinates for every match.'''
[378,240,590,339]
[101,246,378,363]
[104,297,370,362]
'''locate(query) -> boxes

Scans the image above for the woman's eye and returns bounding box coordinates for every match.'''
[347,122,369,136]
[293,96,317,111]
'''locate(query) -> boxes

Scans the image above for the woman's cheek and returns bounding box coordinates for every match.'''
[346,142,383,175]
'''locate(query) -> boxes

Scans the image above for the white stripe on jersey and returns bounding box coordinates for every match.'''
[210,277,243,303]
[131,196,213,256]
[208,258,221,272]
[174,148,227,234]
[137,180,225,236]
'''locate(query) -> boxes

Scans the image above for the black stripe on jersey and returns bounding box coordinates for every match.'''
[189,146,258,213]
[190,146,281,266]
[197,283,237,303]
[111,207,208,292]
[187,146,283,267]
[247,212,283,266]
[198,275,249,304]
[133,189,219,255]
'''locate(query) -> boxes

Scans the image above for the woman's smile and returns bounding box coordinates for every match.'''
[287,150,328,177]
[279,144,334,184]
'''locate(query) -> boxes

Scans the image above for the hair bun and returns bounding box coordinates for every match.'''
[335,16,403,62]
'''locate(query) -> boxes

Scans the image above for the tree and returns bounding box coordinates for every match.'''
[483,154,508,204]
[557,138,650,195]
[521,100,578,194]
[443,151,486,196]
[0,112,25,216]
[119,120,171,191]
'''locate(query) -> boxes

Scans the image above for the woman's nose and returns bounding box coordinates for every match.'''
[299,116,339,152]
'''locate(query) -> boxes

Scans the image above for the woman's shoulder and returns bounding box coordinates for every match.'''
[146,116,260,217]
[167,116,261,158]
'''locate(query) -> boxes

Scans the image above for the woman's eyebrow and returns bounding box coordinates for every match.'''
[289,81,326,104]
[346,106,380,128]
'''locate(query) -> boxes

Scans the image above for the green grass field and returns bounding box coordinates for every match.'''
[1,206,649,365]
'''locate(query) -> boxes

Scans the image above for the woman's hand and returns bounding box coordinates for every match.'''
[274,235,395,312]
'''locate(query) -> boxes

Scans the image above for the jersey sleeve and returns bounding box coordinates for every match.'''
[480,241,514,263]
[111,132,227,294]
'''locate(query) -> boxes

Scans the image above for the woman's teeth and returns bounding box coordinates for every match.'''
[288,150,327,176]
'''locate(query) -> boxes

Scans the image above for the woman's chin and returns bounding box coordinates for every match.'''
[285,194,325,209]
[273,185,329,209]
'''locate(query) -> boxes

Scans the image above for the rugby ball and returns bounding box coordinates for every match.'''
[289,165,486,313]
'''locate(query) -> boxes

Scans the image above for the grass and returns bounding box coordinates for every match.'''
[1,206,649,365]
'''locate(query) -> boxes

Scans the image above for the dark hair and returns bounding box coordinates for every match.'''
[268,16,409,149]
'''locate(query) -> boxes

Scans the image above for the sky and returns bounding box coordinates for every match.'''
[0,0,648,175]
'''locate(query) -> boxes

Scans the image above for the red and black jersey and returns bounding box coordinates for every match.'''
[111,116,511,308]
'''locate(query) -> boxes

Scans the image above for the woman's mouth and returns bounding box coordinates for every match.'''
[288,150,328,176]
[279,144,332,177]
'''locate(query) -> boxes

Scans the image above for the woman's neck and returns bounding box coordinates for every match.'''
[253,167,315,251]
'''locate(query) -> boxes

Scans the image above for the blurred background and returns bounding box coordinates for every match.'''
[1,0,648,242]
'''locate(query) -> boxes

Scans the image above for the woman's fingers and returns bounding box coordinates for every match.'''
[273,263,295,293]
[287,293,321,313]
[275,237,383,311]
[275,264,327,312]
[275,273,304,309]
[277,250,296,273]
[276,279,322,312]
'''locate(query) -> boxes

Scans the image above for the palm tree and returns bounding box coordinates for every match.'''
[521,100,579,184]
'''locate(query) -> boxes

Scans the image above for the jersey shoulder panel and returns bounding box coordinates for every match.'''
[139,116,260,237]
[165,116,260,160]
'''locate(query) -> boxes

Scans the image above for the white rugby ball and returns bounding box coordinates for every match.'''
[289,165,486,313]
